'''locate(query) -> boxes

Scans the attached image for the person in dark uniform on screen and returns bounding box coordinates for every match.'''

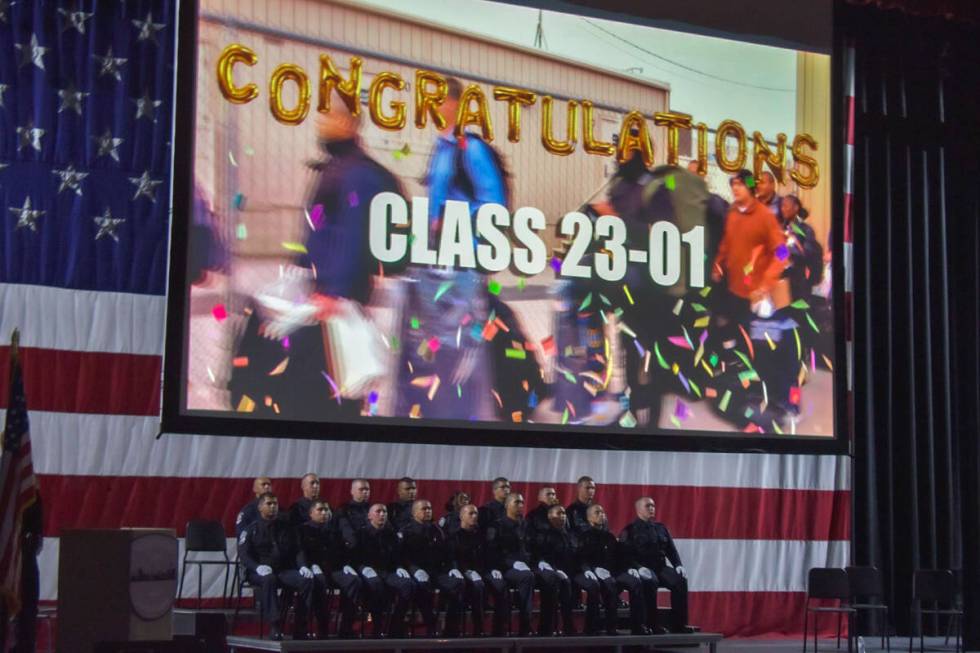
[353,503,413,638]
[579,503,650,635]
[486,493,535,636]
[299,500,361,638]
[438,490,470,536]
[566,475,597,534]
[288,473,321,527]
[532,505,590,635]
[399,499,465,636]
[238,493,314,640]
[235,476,272,536]
[338,478,371,547]
[449,503,510,636]
[387,477,418,531]
[526,486,560,538]
[478,477,511,531]
[618,497,694,634]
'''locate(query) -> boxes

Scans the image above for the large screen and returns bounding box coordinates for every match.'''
[165,0,840,451]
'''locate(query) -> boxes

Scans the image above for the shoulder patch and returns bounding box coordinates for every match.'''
[238,531,247,545]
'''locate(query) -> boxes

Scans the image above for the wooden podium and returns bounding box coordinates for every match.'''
[58,529,178,653]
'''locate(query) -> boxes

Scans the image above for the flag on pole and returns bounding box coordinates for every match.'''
[1,329,38,627]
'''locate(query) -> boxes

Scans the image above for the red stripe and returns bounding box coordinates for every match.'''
[0,347,161,415]
[37,475,850,541]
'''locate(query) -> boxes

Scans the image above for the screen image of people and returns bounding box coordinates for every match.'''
[183,0,834,438]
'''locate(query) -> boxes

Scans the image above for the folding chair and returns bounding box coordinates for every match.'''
[846,566,890,652]
[177,520,232,608]
[909,570,962,653]
[803,568,856,653]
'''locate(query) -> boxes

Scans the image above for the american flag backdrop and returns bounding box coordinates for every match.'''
[0,0,851,639]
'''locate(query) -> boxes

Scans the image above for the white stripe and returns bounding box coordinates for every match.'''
[36,536,849,601]
[843,242,853,293]
[843,144,854,195]
[10,410,849,491]
[0,283,165,355]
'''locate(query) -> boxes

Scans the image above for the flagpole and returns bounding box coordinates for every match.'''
[10,328,19,363]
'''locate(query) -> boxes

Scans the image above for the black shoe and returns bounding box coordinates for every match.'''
[293,632,309,641]
[631,625,652,636]
[268,627,283,641]
[606,628,620,636]
[672,625,697,634]
[651,625,669,635]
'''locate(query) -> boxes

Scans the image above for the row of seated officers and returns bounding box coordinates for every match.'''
[236,475,693,640]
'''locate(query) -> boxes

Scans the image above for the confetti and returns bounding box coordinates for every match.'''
[457,384,462,398]
[671,362,680,375]
[487,279,501,295]
[705,387,718,398]
[244,146,255,156]
[236,395,255,412]
[264,396,273,407]
[672,299,683,315]
[206,366,216,383]
[618,411,637,428]
[228,151,239,167]
[456,327,462,348]
[368,390,379,404]
[518,277,526,291]
[790,299,810,310]
[654,342,669,369]
[561,369,577,384]
[775,244,789,261]
[805,313,820,333]
[793,328,802,359]
[693,316,710,328]
[410,375,435,388]
[772,420,783,434]
[236,223,248,240]
[320,371,343,404]
[624,285,635,305]
[232,356,250,368]
[565,400,577,418]
[561,408,570,424]
[427,375,441,401]
[505,348,527,360]
[689,379,702,398]
[482,321,499,341]
[665,174,676,190]
[550,257,562,273]
[709,353,719,366]
[811,349,817,372]
[511,411,523,423]
[691,302,707,312]
[821,354,834,371]
[789,387,801,405]
[674,399,690,420]
[427,337,441,353]
[578,292,593,312]
[410,316,420,330]
[643,350,651,373]
[668,336,693,350]
[528,390,538,409]
[669,415,681,428]
[212,304,227,322]
[282,337,290,350]
[765,332,777,351]
[699,286,712,298]
[409,404,422,418]
[233,192,246,210]
[719,389,732,412]
[738,324,755,359]
[633,339,646,357]
[282,242,308,254]
[745,174,756,188]
[308,204,325,230]
[744,407,755,419]
[491,389,503,408]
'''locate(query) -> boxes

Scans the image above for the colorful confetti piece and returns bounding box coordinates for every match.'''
[282,242,308,254]
[487,279,501,295]
[578,292,593,312]
[665,174,676,190]
[236,394,255,412]
[624,285,635,305]
[233,192,246,210]
[505,348,527,360]
[236,223,248,240]
[212,304,227,322]
[410,317,420,330]
[719,389,732,412]
[232,356,249,368]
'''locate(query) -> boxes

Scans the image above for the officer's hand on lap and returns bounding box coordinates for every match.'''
[449,569,463,579]
[312,564,323,576]
[257,565,273,576]
[491,569,504,579]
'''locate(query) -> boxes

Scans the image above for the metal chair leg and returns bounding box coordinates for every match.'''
[803,607,809,653]
[837,612,842,648]
[177,556,188,603]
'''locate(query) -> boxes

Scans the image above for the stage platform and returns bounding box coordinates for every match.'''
[226,632,723,653]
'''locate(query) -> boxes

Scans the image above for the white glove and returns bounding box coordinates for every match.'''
[584,570,598,582]
[627,568,641,579]
[513,561,530,572]
[556,570,568,581]
[676,565,686,578]
[595,567,611,580]
[343,565,356,576]
[361,566,378,579]
[537,561,554,572]
[413,569,430,583]
[256,565,273,577]
[396,567,411,579]
[491,569,504,580]
[449,569,464,579]
[637,566,653,580]
[312,565,323,576]
[466,570,482,582]
[299,566,314,579]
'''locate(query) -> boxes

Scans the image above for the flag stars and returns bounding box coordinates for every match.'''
[10,197,44,232]
[53,164,89,196]
[129,170,162,202]
[132,11,166,44]
[93,129,124,162]
[132,90,162,121]
[58,7,94,35]
[15,33,48,71]
[16,119,44,153]
[94,207,125,242]
[58,82,89,115]
[94,47,127,82]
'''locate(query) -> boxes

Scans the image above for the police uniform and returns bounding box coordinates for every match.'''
[337,500,370,548]
[579,524,647,634]
[289,497,316,527]
[532,523,587,635]
[353,523,412,637]
[525,503,552,539]
[299,519,362,638]
[238,516,314,638]
[399,520,465,636]
[486,516,535,635]
[449,525,510,636]
[478,499,507,532]
[437,510,462,536]
[235,498,259,537]
[619,518,689,632]
[387,500,414,532]
[566,500,592,534]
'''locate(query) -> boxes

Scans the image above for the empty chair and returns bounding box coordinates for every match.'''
[803,568,856,653]
[846,566,890,652]
[910,569,963,653]
[178,520,232,608]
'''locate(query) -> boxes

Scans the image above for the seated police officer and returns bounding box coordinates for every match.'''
[238,492,314,640]
[485,493,535,636]
[579,503,650,635]
[354,503,413,637]
[619,497,694,634]
[235,476,272,536]
[387,477,417,531]
[533,505,590,635]
[299,500,361,638]
[478,477,511,531]
[449,503,509,636]
[288,473,321,527]
[399,499,465,636]
[338,478,372,548]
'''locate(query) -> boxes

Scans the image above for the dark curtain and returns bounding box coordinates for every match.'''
[843,1,980,644]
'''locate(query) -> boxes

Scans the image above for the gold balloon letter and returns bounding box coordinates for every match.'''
[753,131,787,183]
[318,55,362,116]
[368,72,406,131]
[269,64,311,126]
[694,122,709,175]
[790,133,820,189]
[616,111,654,167]
[582,101,615,157]
[541,96,578,156]
[454,84,494,141]
[217,44,259,104]
[415,70,448,130]
[714,119,747,173]
[493,86,536,143]
[653,111,692,166]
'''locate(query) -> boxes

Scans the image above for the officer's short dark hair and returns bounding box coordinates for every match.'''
[547,504,564,517]
[258,492,277,504]
[309,499,330,514]
[446,76,464,101]
[577,476,594,486]
[399,477,416,485]
[492,477,509,488]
